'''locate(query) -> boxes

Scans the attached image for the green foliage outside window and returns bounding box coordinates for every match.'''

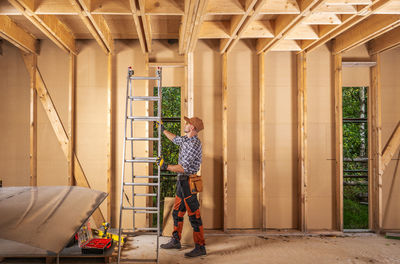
[343,86,369,229]
[152,87,181,226]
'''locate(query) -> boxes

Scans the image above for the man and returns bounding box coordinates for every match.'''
[156,116,206,258]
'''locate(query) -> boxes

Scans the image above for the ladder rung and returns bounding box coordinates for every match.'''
[135,227,158,231]
[123,206,158,211]
[120,258,157,262]
[128,116,161,121]
[126,137,160,141]
[125,157,157,163]
[130,76,160,80]
[134,176,159,179]
[128,96,160,101]
[124,182,158,187]
[127,210,158,214]
[134,193,157,197]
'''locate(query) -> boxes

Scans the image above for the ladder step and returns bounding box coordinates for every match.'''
[134,193,157,197]
[134,176,159,179]
[127,116,161,122]
[120,258,157,263]
[126,137,160,141]
[135,227,158,231]
[128,96,160,101]
[124,182,158,187]
[125,157,157,163]
[124,210,158,214]
[123,206,158,211]
[130,76,160,80]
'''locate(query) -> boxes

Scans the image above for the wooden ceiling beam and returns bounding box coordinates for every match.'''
[138,0,152,52]
[220,0,258,53]
[0,15,38,54]
[256,0,325,54]
[188,0,209,52]
[8,0,76,54]
[129,0,146,53]
[145,0,185,15]
[68,0,112,53]
[302,0,392,53]
[333,14,400,54]
[367,26,400,55]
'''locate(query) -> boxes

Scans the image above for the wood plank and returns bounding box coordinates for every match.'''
[241,20,274,38]
[138,0,152,52]
[145,0,185,15]
[107,48,114,224]
[302,0,393,53]
[381,122,400,175]
[189,0,210,52]
[129,0,146,53]
[333,48,343,231]
[333,14,400,54]
[8,0,76,54]
[285,24,318,40]
[260,0,300,14]
[222,52,228,231]
[199,21,230,39]
[68,53,76,186]
[368,26,400,55]
[187,52,194,117]
[21,54,106,227]
[206,0,245,14]
[0,15,38,54]
[314,3,357,13]
[270,39,301,51]
[259,52,266,230]
[297,51,307,232]
[370,54,382,232]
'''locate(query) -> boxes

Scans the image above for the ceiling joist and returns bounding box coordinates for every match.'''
[8,0,76,54]
[138,0,152,52]
[0,15,38,54]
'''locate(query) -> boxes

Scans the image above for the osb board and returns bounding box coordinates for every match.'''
[194,40,223,229]
[75,40,108,220]
[264,51,298,229]
[226,41,261,229]
[380,46,400,230]
[36,40,69,186]
[162,197,194,246]
[306,45,335,229]
[0,41,30,186]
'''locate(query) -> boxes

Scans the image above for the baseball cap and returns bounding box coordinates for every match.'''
[184,116,204,132]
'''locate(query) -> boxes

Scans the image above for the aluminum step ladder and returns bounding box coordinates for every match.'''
[117,67,162,263]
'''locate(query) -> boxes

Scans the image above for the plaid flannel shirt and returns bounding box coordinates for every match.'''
[172,135,202,175]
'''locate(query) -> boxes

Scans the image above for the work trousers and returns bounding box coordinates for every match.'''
[172,179,205,246]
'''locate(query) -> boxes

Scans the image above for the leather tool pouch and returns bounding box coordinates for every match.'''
[189,174,203,194]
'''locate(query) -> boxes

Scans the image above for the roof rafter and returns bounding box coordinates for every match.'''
[256,0,325,54]
[138,0,152,52]
[368,26,400,55]
[8,0,76,54]
[129,0,147,53]
[333,14,400,54]
[68,0,113,54]
[0,15,38,54]
[188,0,209,52]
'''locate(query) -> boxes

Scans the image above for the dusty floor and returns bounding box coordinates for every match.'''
[120,234,400,264]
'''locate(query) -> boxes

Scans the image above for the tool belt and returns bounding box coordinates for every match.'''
[189,174,203,194]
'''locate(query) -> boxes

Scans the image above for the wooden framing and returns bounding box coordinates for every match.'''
[381,122,400,178]
[259,52,266,230]
[148,62,186,68]
[107,48,114,224]
[138,0,152,52]
[68,53,76,186]
[333,15,400,55]
[21,55,105,227]
[297,51,307,232]
[222,52,228,231]
[129,0,146,53]
[368,27,400,55]
[333,49,343,231]
[370,54,383,232]
[187,52,194,117]
[0,15,38,54]
[181,55,189,134]
[8,0,76,54]
[188,0,209,52]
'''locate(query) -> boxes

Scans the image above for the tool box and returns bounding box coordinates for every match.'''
[81,238,113,254]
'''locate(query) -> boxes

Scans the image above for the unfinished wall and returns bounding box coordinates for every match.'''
[306,45,335,230]
[380,46,400,230]
[264,51,298,229]
[0,41,30,186]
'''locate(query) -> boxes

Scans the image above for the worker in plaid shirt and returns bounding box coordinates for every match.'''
[156,116,206,258]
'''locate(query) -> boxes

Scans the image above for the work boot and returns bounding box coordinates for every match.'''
[160,238,181,249]
[184,244,206,258]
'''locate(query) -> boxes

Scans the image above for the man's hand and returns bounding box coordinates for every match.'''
[156,156,168,170]
[155,120,165,133]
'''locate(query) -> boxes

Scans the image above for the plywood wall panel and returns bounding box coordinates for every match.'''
[380,46,400,230]
[76,40,108,219]
[227,41,260,229]
[306,45,335,230]
[264,51,298,229]
[0,41,30,186]
[194,40,223,229]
